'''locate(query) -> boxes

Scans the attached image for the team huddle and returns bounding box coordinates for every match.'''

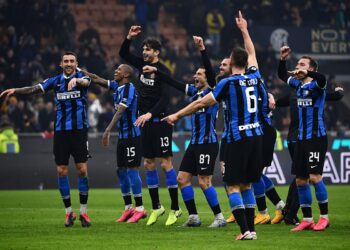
[1,11,344,240]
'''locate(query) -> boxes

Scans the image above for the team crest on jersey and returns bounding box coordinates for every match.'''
[57,91,81,100]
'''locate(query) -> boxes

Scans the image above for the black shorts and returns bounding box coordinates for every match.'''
[141,121,173,158]
[262,125,277,168]
[179,143,219,176]
[222,136,263,185]
[219,139,227,162]
[53,129,89,165]
[117,137,142,168]
[292,136,328,178]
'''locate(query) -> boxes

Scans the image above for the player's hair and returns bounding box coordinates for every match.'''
[120,64,134,79]
[230,47,248,69]
[61,51,78,61]
[300,56,318,71]
[142,38,162,52]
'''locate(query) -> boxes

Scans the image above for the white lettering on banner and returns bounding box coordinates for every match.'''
[238,122,260,131]
[322,152,340,183]
[263,153,286,184]
[341,152,350,183]
[56,91,80,100]
[311,29,350,54]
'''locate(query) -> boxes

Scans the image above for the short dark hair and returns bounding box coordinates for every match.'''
[142,38,162,52]
[230,47,248,69]
[62,51,78,61]
[300,55,318,71]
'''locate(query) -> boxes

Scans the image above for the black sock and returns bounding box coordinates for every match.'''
[168,187,179,210]
[232,208,249,234]
[245,207,255,232]
[184,199,198,215]
[319,202,328,215]
[79,193,88,205]
[63,198,71,208]
[287,181,300,218]
[123,195,132,206]
[211,204,222,216]
[265,188,282,206]
[256,196,267,212]
[135,196,143,207]
[301,206,312,218]
[149,187,160,209]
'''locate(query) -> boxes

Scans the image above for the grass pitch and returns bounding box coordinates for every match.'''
[0,186,349,250]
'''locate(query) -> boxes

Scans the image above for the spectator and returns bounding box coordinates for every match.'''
[206,8,225,55]
[0,115,20,154]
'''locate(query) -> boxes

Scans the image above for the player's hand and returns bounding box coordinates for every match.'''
[134,112,152,127]
[268,93,276,110]
[161,114,179,126]
[288,69,307,79]
[280,46,291,60]
[102,130,110,147]
[335,86,344,92]
[193,36,205,51]
[143,65,157,73]
[67,78,77,91]
[0,88,16,98]
[127,26,141,39]
[235,10,247,30]
[220,161,225,176]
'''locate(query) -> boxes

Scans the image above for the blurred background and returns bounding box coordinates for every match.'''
[0,0,349,188]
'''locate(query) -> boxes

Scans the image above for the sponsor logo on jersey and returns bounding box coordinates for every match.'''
[140,74,155,86]
[238,122,260,131]
[57,91,81,100]
[297,98,313,107]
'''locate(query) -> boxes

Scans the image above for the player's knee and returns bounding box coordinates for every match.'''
[296,178,308,186]
[240,183,251,192]
[160,157,172,171]
[198,176,211,190]
[76,163,88,177]
[309,174,322,184]
[144,158,156,170]
[57,166,68,176]
[177,174,189,187]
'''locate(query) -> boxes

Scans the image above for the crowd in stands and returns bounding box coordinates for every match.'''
[0,0,348,134]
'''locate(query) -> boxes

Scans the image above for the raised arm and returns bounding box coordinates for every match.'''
[102,104,127,146]
[193,36,216,87]
[119,26,144,69]
[236,11,258,68]
[278,46,291,83]
[80,69,108,88]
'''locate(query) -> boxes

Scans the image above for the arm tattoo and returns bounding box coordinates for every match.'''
[15,85,43,95]
[105,105,127,131]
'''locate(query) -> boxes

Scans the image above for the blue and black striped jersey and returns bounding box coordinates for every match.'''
[39,71,90,131]
[108,80,141,139]
[287,77,327,140]
[211,67,263,142]
[186,85,219,145]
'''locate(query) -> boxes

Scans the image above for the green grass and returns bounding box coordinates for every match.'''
[0,186,350,250]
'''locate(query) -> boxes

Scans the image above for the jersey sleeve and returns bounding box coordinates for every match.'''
[211,78,229,103]
[39,77,56,93]
[246,66,261,78]
[287,77,300,88]
[108,80,119,92]
[119,83,135,108]
[185,84,198,97]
